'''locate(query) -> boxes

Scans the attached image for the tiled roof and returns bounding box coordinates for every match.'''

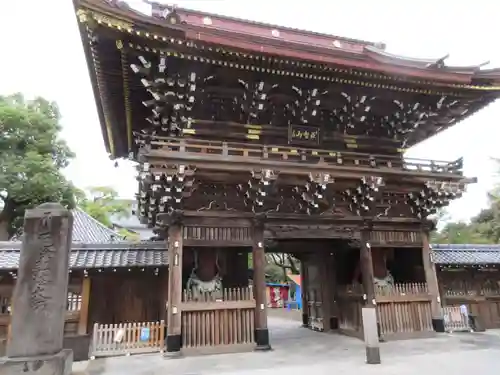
[432,244,500,265]
[10,208,124,243]
[0,242,168,270]
[72,208,124,242]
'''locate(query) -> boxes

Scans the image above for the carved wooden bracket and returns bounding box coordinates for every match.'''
[407,180,466,219]
[137,163,195,227]
[237,169,279,213]
[343,176,384,216]
[293,172,336,215]
[130,53,198,141]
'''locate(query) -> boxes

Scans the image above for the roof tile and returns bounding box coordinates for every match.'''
[0,242,168,270]
[10,208,124,243]
[432,244,500,265]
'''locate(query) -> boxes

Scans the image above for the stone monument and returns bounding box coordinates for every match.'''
[0,203,74,374]
[362,307,381,364]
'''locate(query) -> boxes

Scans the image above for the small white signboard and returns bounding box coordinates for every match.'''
[114,328,125,343]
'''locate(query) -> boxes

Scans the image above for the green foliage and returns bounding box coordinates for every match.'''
[0,93,76,239]
[431,221,491,244]
[117,227,140,241]
[432,172,500,245]
[77,186,130,228]
[265,263,286,283]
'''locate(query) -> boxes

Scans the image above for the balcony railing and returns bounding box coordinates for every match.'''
[137,135,463,175]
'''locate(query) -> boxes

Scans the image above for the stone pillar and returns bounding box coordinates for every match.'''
[252,220,271,350]
[166,219,184,355]
[0,203,73,374]
[360,226,382,339]
[362,307,381,364]
[421,227,444,332]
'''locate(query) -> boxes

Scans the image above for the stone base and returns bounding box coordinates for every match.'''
[302,313,308,327]
[166,334,181,353]
[365,346,381,365]
[0,349,73,375]
[432,318,445,333]
[254,328,272,351]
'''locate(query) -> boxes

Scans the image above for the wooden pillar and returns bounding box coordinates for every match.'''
[319,251,334,332]
[360,229,376,308]
[166,220,184,354]
[300,258,309,327]
[7,299,13,345]
[161,268,170,323]
[328,252,339,330]
[78,276,91,335]
[422,228,445,332]
[252,219,271,350]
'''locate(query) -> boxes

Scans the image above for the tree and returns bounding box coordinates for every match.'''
[77,186,131,228]
[0,94,76,240]
[431,163,500,245]
[266,253,300,282]
[431,221,490,244]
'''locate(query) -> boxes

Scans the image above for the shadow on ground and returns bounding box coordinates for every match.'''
[73,311,500,375]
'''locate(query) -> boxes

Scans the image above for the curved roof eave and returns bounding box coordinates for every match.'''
[364,46,493,76]
[74,0,500,85]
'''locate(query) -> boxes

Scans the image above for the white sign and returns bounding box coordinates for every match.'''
[114,328,125,343]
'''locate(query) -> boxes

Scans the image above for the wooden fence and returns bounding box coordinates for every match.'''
[336,283,433,340]
[90,321,165,358]
[376,283,433,339]
[181,287,256,355]
[443,306,470,332]
[0,291,83,339]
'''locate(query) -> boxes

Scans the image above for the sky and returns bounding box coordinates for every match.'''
[1,0,499,222]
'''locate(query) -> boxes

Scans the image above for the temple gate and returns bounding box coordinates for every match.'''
[73,0,500,355]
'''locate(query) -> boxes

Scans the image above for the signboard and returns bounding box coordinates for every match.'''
[288,125,320,146]
[140,327,150,342]
[114,328,125,343]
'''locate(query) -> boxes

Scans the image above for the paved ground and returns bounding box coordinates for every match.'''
[73,311,500,375]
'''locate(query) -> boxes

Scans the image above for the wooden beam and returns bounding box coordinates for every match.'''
[159,210,423,225]
[77,276,91,335]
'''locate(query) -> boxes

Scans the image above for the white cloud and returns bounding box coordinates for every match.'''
[1,0,499,222]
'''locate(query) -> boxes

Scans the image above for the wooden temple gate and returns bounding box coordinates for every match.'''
[70,0,498,355]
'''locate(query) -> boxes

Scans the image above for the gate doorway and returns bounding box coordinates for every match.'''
[177,246,258,355]
[282,239,435,341]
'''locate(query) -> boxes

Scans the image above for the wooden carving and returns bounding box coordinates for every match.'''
[407,180,466,219]
[343,176,384,216]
